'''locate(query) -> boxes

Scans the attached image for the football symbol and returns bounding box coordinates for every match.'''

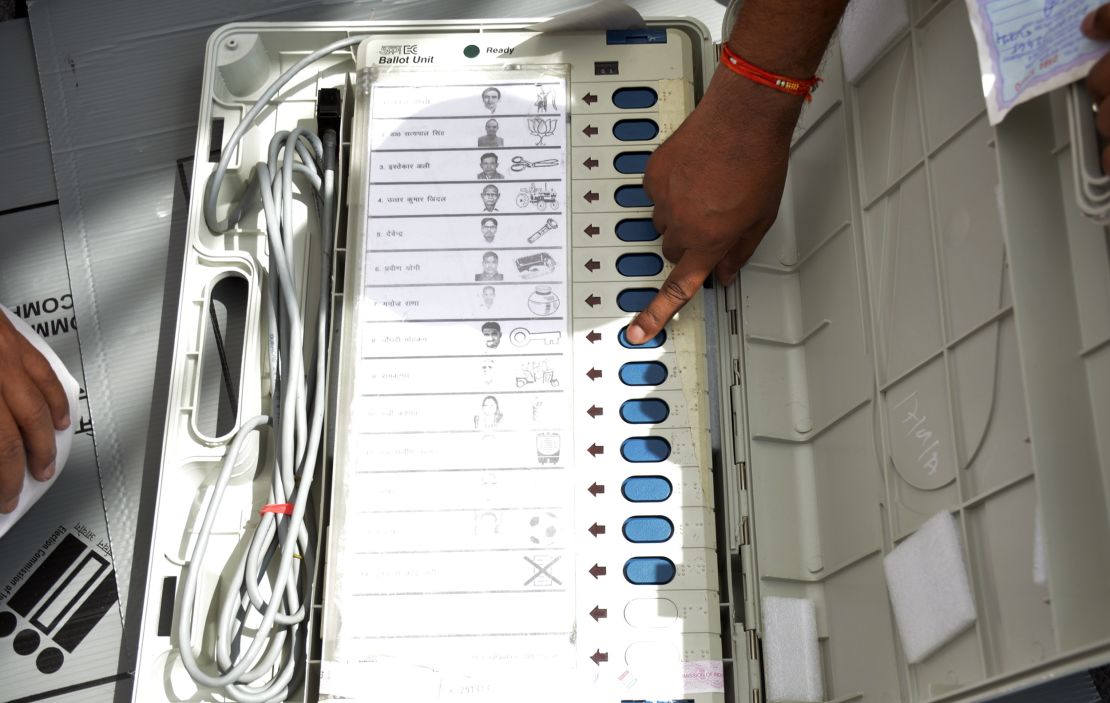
[528,511,558,546]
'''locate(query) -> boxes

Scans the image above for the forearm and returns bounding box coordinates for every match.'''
[626,0,851,343]
[727,0,850,79]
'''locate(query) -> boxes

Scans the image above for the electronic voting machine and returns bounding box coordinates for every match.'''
[129,8,1110,703]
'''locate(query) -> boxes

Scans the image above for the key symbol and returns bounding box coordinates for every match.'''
[510,327,562,347]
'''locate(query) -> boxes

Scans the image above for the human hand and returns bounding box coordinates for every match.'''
[625,66,802,344]
[0,310,70,513]
[1082,5,1110,172]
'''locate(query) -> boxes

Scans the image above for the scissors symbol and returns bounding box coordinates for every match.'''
[511,156,561,172]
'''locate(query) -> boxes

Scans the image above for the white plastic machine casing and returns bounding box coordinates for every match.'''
[133,6,1110,703]
[323,29,716,702]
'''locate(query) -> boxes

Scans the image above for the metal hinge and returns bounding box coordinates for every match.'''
[730,383,747,463]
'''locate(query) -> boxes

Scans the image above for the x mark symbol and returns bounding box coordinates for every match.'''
[523,555,562,586]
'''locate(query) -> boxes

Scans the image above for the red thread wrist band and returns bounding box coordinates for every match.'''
[260,503,294,516]
[720,43,821,102]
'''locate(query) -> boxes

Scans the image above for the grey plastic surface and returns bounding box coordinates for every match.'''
[715,0,1110,701]
[121,3,1110,702]
[0,19,56,212]
[25,0,725,630]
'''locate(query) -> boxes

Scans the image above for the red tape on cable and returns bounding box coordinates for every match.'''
[260,503,294,516]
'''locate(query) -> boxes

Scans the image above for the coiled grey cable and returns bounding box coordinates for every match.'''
[204,35,364,235]
[179,36,361,702]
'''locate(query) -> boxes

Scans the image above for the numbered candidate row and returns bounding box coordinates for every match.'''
[347,428,569,470]
[371,115,565,151]
[361,281,566,322]
[365,214,563,250]
[371,148,563,182]
[365,248,561,286]
[358,355,566,395]
[354,391,569,434]
[368,181,564,217]
[358,318,567,358]
[371,81,563,120]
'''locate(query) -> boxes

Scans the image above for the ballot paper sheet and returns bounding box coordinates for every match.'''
[325,68,580,700]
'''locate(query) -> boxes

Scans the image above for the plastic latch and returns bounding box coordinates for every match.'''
[606,28,668,44]
[316,87,342,136]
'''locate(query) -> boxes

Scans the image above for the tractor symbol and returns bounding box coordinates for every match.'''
[516,183,559,211]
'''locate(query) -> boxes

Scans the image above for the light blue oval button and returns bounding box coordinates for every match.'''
[617,288,657,312]
[624,556,676,585]
[619,361,668,386]
[615,185,653,208]
[621,436,671,462]
[613,151,651,174]
[619,326,666,349]
[616,253,664,277]
[623,516,674,543]
[613,119,659,141]
[622,476,673,502]
[615,218,660,242]
[620,399,670,424]
[612,87,658,109]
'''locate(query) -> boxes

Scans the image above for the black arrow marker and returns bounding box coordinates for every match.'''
[590,649,609,665]
[588,522,606,537]
[583,157,599,170]
[590,606,608,621]
[584,259,600,272]
[586,367,603,380]
[585,294,601,307]
[586,331,601,344]
[583,93,598,105]
[588,482,605,496]
[587,443,604,457]
[583,191,599,203]
[589,563,607,578]
[583,125,598,137]
[584,224,600,237]
[587,405,603,418]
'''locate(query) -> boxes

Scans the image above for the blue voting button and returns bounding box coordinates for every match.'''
[615,218,660,242]
[616,253,664,277]
[617,288,657,312]
[615,185,653,208]
[619,325,666,349]
[619,361,668,386]
[621,476,673,502]
[613,119,659,141]
[620,399,670,424]
[612,87,658,109]
[621,436,671,462]
[613,151,652,174]
[624,556,676,585]
[623,516,674,543]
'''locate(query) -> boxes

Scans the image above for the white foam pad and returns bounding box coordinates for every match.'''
[883,511,977,663]
[840,0,910,83]
[0,304,80,540]
[761,596,824,703]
